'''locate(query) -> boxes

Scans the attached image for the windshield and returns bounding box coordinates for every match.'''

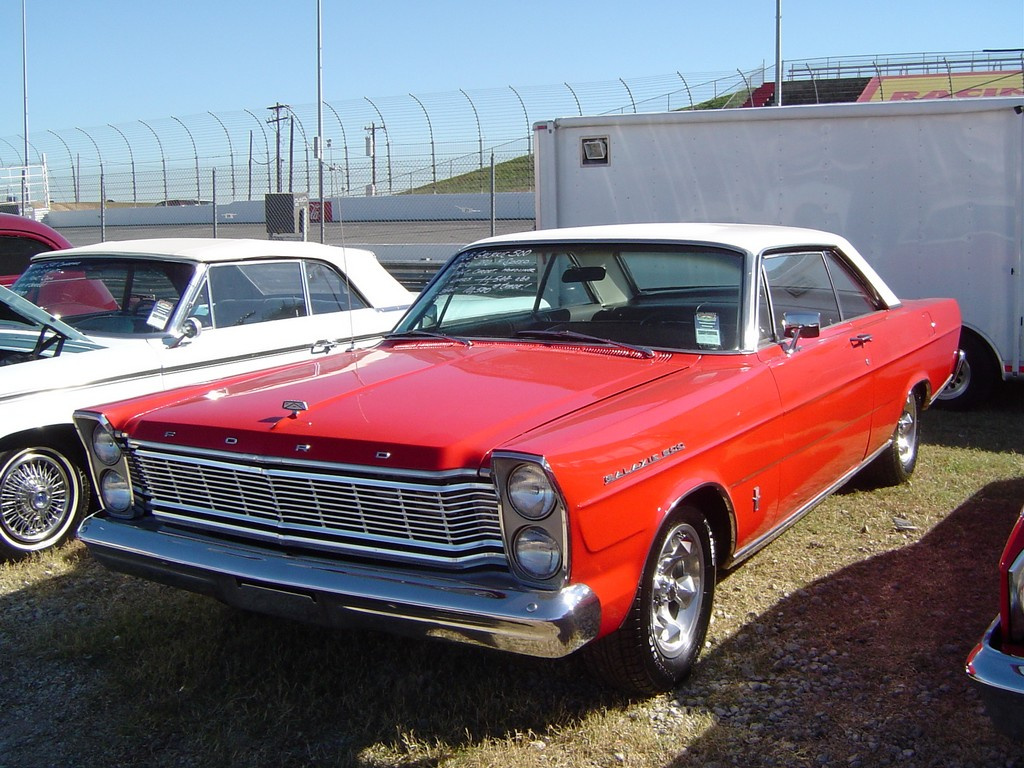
[396,243,745,352]
[11,258,196,335]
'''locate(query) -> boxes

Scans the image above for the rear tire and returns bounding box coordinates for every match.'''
[865,389,920,487]
[584,505,716,695]
[935,331,996,410]
[0,446,90,558]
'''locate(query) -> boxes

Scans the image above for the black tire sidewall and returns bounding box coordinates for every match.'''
[636,506,716,690]
[897,391,920,478]
[936,331,996,410]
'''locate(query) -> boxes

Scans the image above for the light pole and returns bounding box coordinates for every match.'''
[775,0,783,106]
[21,0,30,212]
[316,0,325,242]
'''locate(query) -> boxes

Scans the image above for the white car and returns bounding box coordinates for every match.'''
[0,238,415,557]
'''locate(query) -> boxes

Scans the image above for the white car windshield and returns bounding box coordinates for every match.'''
[396,243,745,352]
[11,258,196,336]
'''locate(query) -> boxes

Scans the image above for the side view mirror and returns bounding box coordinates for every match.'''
[782,311,821,354]
[168,317,203,348]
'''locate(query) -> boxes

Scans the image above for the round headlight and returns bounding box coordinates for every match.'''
[100,470,131,514]
[507,463,556,520]
[92,424,122,466]
[513,526,562,580]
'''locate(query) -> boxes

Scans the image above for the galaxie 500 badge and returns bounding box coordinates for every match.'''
[604,442,686,485]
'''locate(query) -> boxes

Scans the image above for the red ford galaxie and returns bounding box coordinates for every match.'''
[74,223,962,694]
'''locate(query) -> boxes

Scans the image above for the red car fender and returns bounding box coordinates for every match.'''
[999,510,1024,656]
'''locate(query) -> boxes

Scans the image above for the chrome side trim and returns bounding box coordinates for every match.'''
[78,514,601,659]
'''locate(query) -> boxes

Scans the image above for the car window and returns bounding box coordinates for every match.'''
[757,278,775,345]
[305,261,368,314]
[208,261,308,327]
[11,258,194,334]
[824,250,882,319]
[762,250,882,336]
[763,251,842,331]
[398,243,744,352]
[0,234,56,279]
[185,282,213,328]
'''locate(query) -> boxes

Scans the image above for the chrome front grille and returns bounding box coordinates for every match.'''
[126,442,507,571]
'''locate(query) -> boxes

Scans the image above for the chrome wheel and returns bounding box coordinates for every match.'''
[584,506,716,694]
[0,448,82,553]
[863,388,921,487]
[935,332,996,410]
[939,355,971,401]
[649,522,706,659]
[895,391,919,469]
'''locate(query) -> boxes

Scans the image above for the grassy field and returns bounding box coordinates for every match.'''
[1,384,1021,768]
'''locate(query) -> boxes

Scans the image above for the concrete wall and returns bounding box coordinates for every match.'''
[46,192,534,227]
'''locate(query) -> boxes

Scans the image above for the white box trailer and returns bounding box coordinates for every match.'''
[534,97,1024,407]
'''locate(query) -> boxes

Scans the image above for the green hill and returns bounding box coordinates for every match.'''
[404,155,534,195]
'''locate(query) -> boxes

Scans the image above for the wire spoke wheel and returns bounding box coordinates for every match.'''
[0,448,82,553]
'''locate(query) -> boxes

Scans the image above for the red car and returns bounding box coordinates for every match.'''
[967,506,1024,740]
[73,224,962,694]
[0,212,71,285]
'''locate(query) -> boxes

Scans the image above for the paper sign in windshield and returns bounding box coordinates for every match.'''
[695,311,721,348]
[448,249,537,296]
[147,299,175,329]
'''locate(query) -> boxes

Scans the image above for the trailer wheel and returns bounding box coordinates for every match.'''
[935,331,997,411]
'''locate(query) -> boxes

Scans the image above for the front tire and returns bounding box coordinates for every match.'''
[0,446,89,558]
[585,505,716,695]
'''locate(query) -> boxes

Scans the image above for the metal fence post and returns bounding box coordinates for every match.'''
[99,171,106,241]
[212,168,217,238]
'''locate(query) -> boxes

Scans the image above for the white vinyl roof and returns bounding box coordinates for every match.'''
[35,238,415,309]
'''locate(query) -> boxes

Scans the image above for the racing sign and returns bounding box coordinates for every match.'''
[858,71,1023,101]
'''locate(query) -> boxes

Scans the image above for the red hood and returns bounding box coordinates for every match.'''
[124,341,691,471]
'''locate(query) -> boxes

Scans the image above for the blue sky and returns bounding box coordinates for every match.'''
[0,0,1021,139]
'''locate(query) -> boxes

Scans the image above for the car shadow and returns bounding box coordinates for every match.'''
[663,476,1024,767]
[923,379,1024,454]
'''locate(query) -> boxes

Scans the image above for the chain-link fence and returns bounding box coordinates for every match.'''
[8,69,763,212]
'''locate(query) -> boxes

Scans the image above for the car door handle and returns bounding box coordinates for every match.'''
[850,334,873,347]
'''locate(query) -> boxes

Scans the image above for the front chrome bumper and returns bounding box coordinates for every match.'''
[78,514,601,659]
[966,617,1024,740]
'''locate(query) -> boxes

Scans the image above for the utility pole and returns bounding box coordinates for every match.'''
[365,123,377,196]
[267,103,288,193]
